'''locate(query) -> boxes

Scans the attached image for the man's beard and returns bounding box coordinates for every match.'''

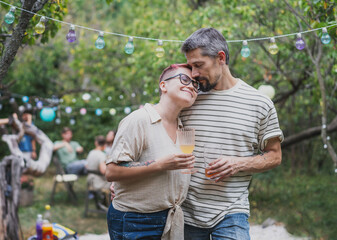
[196,77,217,92]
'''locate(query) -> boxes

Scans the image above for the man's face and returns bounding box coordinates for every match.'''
[186,48,222,92]
[62,130,72,141]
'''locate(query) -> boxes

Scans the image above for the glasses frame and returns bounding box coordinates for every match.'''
[163,73,199,93]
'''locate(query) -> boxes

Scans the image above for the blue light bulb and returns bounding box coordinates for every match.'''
[95,31,105,49]
[125,37,135,54]
[22,96,29,103]
[241,40,250,58]
[4,7,16,24]
[321,27,331,45]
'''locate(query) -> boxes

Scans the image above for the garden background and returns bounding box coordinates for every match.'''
[1,0,337,239]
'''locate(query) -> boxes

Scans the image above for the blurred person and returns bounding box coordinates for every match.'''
[104,130,115,154]
[18,109,37,160]
[53,127,86,175]
[105,64,198,240]
[86,135,111,191]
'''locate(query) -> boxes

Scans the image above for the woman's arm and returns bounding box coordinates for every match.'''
[105,153,195,182]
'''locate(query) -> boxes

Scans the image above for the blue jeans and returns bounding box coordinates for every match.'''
[65,160,87,175]
[184,213,250,240]
[107,204,168,240]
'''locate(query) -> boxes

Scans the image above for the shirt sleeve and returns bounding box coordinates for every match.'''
[258,103,284,151]
[106,112,146,164]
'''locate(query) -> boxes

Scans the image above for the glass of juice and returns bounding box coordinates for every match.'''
[177,128,196,174]
[203,144,223,179]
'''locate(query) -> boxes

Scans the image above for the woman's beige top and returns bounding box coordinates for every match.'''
[106,103,190,240]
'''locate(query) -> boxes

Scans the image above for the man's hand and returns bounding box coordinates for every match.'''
[207,156,241,182]
[110,182,115,201]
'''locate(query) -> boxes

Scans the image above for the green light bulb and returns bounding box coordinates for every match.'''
[35,16,46,34]
[268,37,279,55]
[95,31,105,49]
[155,40,165,58]
[241,40,250,58]
[124,37,134,54]
[4,7,16,24]
[321,27,331,45]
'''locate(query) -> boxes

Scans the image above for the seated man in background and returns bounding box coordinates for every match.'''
[86,135,111,191]
[53,127,87,175]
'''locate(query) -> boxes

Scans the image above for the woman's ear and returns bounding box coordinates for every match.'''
[159,81,167,93]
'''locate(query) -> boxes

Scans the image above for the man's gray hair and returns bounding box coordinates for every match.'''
[181,28,229,65]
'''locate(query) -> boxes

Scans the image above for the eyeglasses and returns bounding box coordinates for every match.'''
[163,73,199,93]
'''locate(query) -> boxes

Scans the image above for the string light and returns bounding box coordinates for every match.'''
[95,108,102,116]
[321,27,331,44]
[4,6,15,24]
[268,37,279,55]
[155,40,165,58]
[295,33,306,50]
[124,37,135,54]
[80,108,87,115]
[35,16,46,34]
[22,96,29,103]
[95,31,105,49]
[1,0,336,48]
[66,24,76,43]
[241,40,250,58]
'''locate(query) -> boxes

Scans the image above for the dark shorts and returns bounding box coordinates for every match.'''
[107,204,168,240]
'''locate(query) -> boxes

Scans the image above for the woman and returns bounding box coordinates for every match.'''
[105,64,199,240]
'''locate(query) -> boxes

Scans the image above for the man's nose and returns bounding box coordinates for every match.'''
[192,68,199,78]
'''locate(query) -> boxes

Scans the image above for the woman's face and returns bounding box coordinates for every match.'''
[161,67,198,107]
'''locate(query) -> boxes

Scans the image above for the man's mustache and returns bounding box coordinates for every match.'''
[195,76,208,82]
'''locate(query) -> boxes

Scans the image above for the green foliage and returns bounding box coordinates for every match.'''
[250,170,337,239]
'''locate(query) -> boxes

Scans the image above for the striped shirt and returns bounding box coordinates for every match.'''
[180,79,284,228]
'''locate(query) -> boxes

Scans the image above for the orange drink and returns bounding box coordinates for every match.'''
[180,145,195,154]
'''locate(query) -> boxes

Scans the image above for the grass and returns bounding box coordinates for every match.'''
[19,166,108,239]
[249,169,337,240]
[19,166,337,240]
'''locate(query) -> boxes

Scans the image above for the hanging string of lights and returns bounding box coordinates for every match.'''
[1,0,336,58]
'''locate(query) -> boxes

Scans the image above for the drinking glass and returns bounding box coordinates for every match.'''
[203,144,224,179]
[177,128,196,174]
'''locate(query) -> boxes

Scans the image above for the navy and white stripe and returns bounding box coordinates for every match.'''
[180,79,283,228]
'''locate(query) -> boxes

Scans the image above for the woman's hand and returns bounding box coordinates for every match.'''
[157,153,195,171]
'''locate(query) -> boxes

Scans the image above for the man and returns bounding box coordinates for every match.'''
[86,135,110,191]
[104,130,115,154]
[180,28,283,239]
[18,110,37,160]
[53,127,87,175]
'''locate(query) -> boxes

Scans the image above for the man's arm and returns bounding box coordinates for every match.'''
[208,137,282,182]
[31,139,37,159]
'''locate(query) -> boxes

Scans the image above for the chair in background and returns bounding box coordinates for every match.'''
[50,156,78,205]
[84,170,110,217]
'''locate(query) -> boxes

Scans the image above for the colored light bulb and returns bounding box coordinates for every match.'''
[240,40,250,58]
[35,16,46,34]
[321,27,331,45]
[109,108,116,116]
[125,37,134,54]
[65,106,72,114]
[4,7,16,24]
[22,96,29,103]
[80,108,87,115]
[295,33,306,50]
[82,93,91,102]
[95,31,105,49]
[95,108,102,116]
[70,118,76,125]
[155,40,165,58]
[268,37,279,55]
[66,25,76,43]
[36,101,43,109]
